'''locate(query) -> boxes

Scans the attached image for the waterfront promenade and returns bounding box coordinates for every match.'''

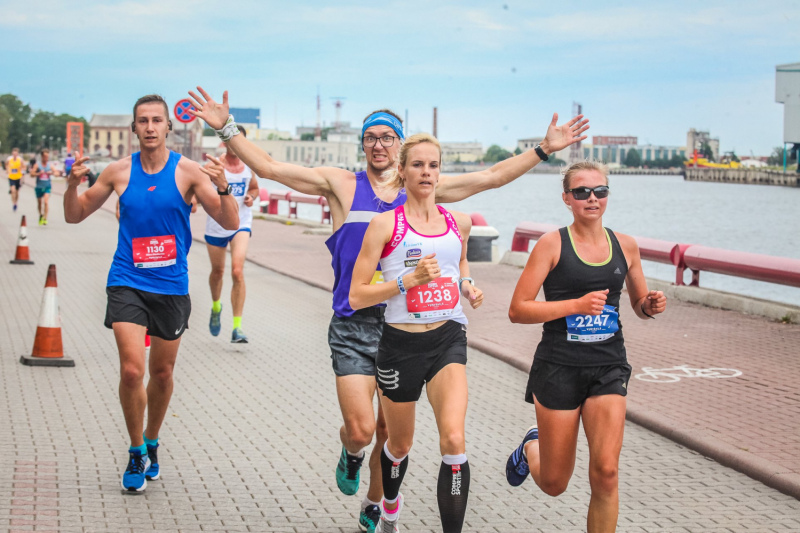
[1,176,799,532]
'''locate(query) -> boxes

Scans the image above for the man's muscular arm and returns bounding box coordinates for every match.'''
[64,157,120,223]
[188,87,351,198]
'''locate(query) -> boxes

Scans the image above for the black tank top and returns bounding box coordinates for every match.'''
[535,226,629,366]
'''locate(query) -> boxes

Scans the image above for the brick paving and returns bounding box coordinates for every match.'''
[0,176,798,531]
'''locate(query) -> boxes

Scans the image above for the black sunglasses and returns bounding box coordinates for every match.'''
[567,186,610,200]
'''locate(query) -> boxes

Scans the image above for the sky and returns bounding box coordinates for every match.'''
[1,0,798,155]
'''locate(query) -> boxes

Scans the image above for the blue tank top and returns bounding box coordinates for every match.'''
[325,171,406,317]
[107,151,192,295]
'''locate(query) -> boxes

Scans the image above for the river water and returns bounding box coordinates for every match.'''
[257,173,800,307]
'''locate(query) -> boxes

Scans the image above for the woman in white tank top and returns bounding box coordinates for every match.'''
[350,133,483,533]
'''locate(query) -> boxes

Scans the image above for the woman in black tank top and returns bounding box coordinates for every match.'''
[504,161,667,532]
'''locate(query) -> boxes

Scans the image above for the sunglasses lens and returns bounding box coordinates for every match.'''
[594,186,610,198]
[572,188,591,200]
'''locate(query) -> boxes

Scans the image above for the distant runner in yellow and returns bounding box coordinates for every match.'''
[6,147,24,212]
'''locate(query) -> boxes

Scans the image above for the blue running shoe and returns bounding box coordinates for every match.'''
[336,446,364,495]
[506,426,538,487]
[359,503,381,532]
[231,328,249,343]
[209,306,222,336]
[145,443,160,480]
[121,449,151,492]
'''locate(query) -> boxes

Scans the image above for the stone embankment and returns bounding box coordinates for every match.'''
[684,167,800,187]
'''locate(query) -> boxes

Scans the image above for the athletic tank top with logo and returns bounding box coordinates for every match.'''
[107,151,192,295]
[535,226,628,366]
[36,162,52,188]
[204,165,253,238]
[380,205,467,325]
[6,157,23,180]
[325,171,406,318]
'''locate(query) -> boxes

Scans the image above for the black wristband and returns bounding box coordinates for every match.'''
[534,144,549,161]
[641,302,655,319]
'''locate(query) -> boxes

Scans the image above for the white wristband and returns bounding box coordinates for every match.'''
[215,115,240,142]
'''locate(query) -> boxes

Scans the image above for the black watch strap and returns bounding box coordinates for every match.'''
[218,184,232,196]
[534,144,549,161]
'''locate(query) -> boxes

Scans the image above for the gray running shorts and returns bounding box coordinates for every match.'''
[328,314,384,377]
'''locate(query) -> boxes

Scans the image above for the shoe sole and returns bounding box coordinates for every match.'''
[121,478,147,492]
[231,339,249,343]
[145,471,160,481]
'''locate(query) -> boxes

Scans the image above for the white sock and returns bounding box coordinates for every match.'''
[362,497,379,511]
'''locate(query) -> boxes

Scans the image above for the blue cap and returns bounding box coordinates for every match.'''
[361,112,404,142]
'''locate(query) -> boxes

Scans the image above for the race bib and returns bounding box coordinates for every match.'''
[230,182,246,196]
[132,235,177,268]
[406,276,459,319]
[565,304,619,343]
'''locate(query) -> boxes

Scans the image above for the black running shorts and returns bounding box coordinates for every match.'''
[376,320,467,403]
[526,358,632,410]
[105,286,191,341]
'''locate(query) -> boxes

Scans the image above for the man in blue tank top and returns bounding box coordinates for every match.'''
[189,86,589,532]
[64,94,240,493]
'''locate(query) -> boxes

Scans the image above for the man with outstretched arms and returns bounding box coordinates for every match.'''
[189,87,588,532]
[6,147,24,211]
[64,94,239,493]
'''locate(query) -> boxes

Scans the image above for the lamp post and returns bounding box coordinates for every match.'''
[49,136,53,150]
[27,133,32,153]
[41,135,46,150]
[57,137,61,154]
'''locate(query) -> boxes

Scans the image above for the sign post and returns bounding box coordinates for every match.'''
[66,122,84,158]
[173,99,197,159]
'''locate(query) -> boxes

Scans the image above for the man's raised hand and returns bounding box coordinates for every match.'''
[198,154,229,191]
[188,87,230,130]
[67,156,91,188]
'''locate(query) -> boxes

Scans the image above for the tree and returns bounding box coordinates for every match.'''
[699,141,715,161]
[513,146,522,155]
[623,148,642,168]
[483,144,512,163]
[0,93,89,153]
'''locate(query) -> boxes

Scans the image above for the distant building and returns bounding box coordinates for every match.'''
[516,137,567,161]
[686,129,720,161]
[297,121,361,143]
[250,138,359,169]
[89,114,137,159]
[593,136,637,146]
[581,143,687,166]
[230,107,261,129]
[776,62,800,144]
[441,142,483,163]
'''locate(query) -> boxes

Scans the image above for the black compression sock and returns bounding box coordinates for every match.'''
[437,458,470,533]
[380,443,409,501]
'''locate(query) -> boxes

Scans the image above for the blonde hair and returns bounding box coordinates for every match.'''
[561,160,609,192]
[380,132,442,195]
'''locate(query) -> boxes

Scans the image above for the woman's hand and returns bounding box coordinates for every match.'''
[574,289,609,315]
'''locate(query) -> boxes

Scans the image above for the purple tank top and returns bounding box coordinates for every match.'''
[325,171,406,317]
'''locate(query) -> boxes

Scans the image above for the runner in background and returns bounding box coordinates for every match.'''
[31,149,54,225]
[6,147,24,211]
[505,160,667,533]
[204,126,259,343]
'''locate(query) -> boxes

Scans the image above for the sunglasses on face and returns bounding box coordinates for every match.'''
[567,186,610,200]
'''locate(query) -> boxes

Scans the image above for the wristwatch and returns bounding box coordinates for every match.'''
[534,144,549,161]
[217,184,232,195]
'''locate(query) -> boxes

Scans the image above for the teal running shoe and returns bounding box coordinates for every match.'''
[145,443,160,480]
[209,306,222,336]
[359,504,381,532]
[231,328,249,343]
[121,449,151,492]
[336,446,364,496]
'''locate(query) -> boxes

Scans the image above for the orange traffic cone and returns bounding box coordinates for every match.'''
[10,215,34,265]
[20,264,74,367]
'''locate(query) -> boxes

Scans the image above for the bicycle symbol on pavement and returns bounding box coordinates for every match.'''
[634,365,742,383]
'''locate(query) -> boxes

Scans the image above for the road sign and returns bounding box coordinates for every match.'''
[66,122,84,158]
[173,99,197,124]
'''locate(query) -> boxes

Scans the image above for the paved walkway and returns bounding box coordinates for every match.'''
[0,177,798,532]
